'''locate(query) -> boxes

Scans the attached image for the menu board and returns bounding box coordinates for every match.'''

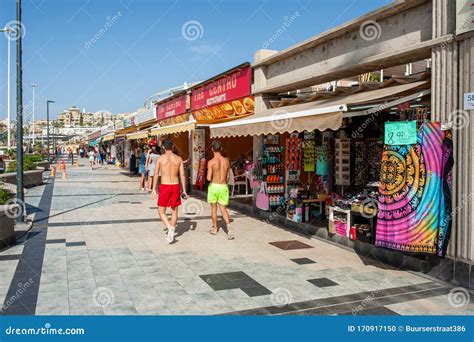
[158,113,191,127]
[193,96,254,124]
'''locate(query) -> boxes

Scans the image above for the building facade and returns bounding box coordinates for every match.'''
[250,0,474,288]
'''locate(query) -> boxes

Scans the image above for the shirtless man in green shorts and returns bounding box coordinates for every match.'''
[207,140,234,240]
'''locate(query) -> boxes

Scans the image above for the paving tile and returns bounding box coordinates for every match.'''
[291,258,316,265]
[69,306,104,315]
[269,240,314,250]
[307,278,339,288]
[136,305,171,315]
[35,305,70,315]
[2,163,466,316]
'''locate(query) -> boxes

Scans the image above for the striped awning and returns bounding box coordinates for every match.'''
[103,133,115,142]
[150,119,196,136]
[126,130,149,140]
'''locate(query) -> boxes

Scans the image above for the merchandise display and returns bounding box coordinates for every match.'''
[367,139,383,182]
[262,135,285,210]
[303,140,316,172]
[315,144,330,176]
[375,122,453,255]
[285,136,302,195]
[354,140,367,186]
[334,138,350,185]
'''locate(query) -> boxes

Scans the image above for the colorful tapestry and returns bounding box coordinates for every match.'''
[375,122,453,255]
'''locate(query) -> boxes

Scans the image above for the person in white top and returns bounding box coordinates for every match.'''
[147,146,159,193]
[87,148,95,170]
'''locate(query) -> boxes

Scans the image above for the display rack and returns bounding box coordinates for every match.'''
[328,206,351,237]
[335,138,350,186]
[285,136,302,196]
[262,135,285,210]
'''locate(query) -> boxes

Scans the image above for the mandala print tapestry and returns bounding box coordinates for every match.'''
[375,122,453,255]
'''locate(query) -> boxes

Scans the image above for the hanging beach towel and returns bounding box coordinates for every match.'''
[249,161,262,189]
[256,181,269,211]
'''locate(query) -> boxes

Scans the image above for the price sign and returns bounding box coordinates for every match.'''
[384,121,417,145]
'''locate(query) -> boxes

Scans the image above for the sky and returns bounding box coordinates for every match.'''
[0,0,391,120]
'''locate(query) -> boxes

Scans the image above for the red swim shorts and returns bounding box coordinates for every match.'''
[158,184,181,209]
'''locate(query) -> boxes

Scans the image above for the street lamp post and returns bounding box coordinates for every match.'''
[31,83,36,147]
[46,100,54,163]
[16,0,24,223]
[0,25,15,149]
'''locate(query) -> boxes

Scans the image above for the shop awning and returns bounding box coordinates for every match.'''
[150,119,196,136]
[103,133,115,142]
[210,80,429,138]
[126,130,149,140]
[89,138,100,146]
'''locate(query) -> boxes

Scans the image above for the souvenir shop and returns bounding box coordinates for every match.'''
[189,63,255,193]
[211,72,454,257]
[124,117,159,172]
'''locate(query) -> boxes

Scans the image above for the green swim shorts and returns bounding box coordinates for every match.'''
[207,183,229,206]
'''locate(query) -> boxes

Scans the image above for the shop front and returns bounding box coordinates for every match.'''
[210,68,453,262]
[112,117,137,168]
[151,92,192,159]
[189,63,255,195]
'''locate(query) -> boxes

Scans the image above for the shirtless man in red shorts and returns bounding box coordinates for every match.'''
[153,139,187,243]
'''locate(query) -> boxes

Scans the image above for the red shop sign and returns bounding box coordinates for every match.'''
[156,94,187,120]
[191,65,251,111]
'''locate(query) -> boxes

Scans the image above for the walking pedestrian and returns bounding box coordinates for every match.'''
[147,146,159,194]
[138,147,147,191]
[154,139,187,244]
[207,140,234,239]
[88,148,95,170]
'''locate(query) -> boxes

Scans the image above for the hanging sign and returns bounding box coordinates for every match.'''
[384,121,417,145]
[156,94,187,120]
[191,65,251,111]
[464,92,474,110]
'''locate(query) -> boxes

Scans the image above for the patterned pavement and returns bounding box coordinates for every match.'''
[0,160,472,315]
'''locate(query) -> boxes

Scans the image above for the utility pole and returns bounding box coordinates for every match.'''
[46,100,54,163]
[16,0,24,223]
[0,25,14,149]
